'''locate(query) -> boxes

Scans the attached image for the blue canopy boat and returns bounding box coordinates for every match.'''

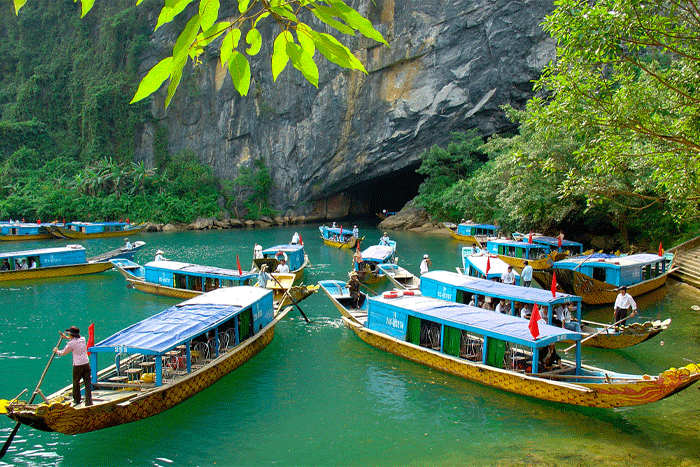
[252,244,309,282]
[459,246,521,285]
[49,221,144,239]
[3,287,290,434]
[485,239,555,270]
[0,245,113,282]
[86,241,146,263]
[355,243,396,284]
[0,222,59,242]
[318,225,363,249]
[325,290,700,408]
[530,235,584,261]
[420,270,669,349]
[445,222,498,245]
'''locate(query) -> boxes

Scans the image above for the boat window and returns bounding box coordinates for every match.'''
[204,277,218,292]
[459,331,483,362]
[188,276,203,292]
[418,319,441,350]
[643,264,651,280]
[592,267,606,282]
[503,343,532,372]
[220,279,235,287]
[238,308,254,342]
[175,273,187,289]
[455,290,471,304]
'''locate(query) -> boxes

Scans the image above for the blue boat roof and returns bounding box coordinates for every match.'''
[262,244,304,254]
[459,223,497,229]
[322,227,353,235]
[421,271,580,304]
[532,236,583,248]
[0,245,85,259]
[371,295,579,347]
[361,245,394,262]
[68,221,129,226]
[555,253,664,268]
[144,260,255,278]
[487,239,546,248]
[91,287,271,354]
[462,251,519,278]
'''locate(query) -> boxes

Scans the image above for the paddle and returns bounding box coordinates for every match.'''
[0,334,65,460]
[268,274,310,323]
[359,282,378,296]
[563,311,637,352]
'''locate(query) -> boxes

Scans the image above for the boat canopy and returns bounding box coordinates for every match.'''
[532,236,583,253]
[91,287,272,355]
[367,295,580,349]
[486,239,550,259]
[320,226,353,237]
[144,261,254,279]
[261,244,305,270]
[554,253,667,287]
[67,221,130,233]
[0,245,85,260]
[361,245,395,263]
[456,223,497,236]
[461,248,520,283]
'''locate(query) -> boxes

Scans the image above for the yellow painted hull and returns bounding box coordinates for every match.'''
[128,280,201,300]
[51,225,144,239]
[498,254,554,271]
[446,228,489,246]
[344,319,700,408]
[579,327,664,349]
[0,233,54,242]
[321,236,363,249]
[0,262,113,282]
[6,310,289,435]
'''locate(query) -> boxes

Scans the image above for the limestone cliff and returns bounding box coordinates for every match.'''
[135,0,555,218]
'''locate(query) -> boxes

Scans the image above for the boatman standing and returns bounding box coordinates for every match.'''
[420,254,432,275]
[55,326,92,406]
[379,232,390,246]
[123,238,132,250]
[253,243,263,259]
[614,286,637,327]
[352,225,359,239]
[291,232,300,245]
[520,260,533,287]
[256,264,271,288]
[154,250,167,261]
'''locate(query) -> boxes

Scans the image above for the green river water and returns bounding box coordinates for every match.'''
[1,223,699,466]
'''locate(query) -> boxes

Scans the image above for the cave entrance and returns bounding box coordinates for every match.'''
[344,162,425,217]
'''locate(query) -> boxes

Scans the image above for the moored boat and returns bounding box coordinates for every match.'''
[86,241,146,263]
[485,239,556,270]
[325,291,700,408]
[420,270,669,349]
[459,246,521,285]
[378,263,420,290]
[251,244,309,282]
[355,243,396,284]
[318,225,363,249]
[49,221,144,239]
[530,235,584,261]
[445,222,498,246]
[0,222,59,242]
[534,253,672,305]
[3,287,291,434]
[0,245,113,282]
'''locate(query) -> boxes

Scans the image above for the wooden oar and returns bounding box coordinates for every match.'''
[359,282,378,296]
[269,274,309,323]
[0,334,65,460]
[564,312,637,352]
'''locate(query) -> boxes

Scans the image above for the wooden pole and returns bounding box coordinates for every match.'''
[564,312,637,352]
[268,274,310,323]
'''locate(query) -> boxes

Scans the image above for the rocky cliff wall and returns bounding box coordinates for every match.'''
[134,0,555,217]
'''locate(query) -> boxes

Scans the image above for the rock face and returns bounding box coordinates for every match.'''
[136,0,555,217]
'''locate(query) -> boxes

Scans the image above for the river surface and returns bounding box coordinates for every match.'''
[1,223,700,466]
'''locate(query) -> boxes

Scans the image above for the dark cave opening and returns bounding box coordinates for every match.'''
[344,163,426,217]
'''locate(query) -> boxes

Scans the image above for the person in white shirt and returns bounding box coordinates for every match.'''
[55,326,92,406]
[352,226,359,238]
[501,266,516,285]
[253,243,263,259]
[256,264,271,288]
[520,260,533,287]
[291,232,300,245]
[124,238,132,250]
[554,304,565,325]
[614,286,637,327]
[419,254,431,275]
[379,232,390,246]
[275,258,290,273]
[154,250,167,261]
[495,300,511,315]
[562,302,581,332]
[520,303,531,319]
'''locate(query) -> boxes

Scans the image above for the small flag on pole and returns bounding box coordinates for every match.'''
[658,241,663,257]
[299,234,303,246]
[529,304,541,339]
[528,232,533,244]
[551,271,557,297]
[236,254,242,275]
[558,234,562,248]
[486,256,491,275]
[87,323,95,356]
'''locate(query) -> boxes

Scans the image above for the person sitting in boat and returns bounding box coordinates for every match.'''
[495,299,511,314]
[1,259,9,271]
[521,260,533,287]
[291,232,300,245]
[538,344,562,372]
[55,326,93,406]
[553,304,565,327]
[481,297,492,311]
[253,243,263,259]
[123,238,132,250]
[520,303,531,319]
[379,232,390,246]
[154,250,167,261]
[539,306,549,325]
[562,302,581,332]
[18,259,28,270]
[256,264,271,288]
[501,266,516,286]
[614,286,637,328]
[353,225,359,238]
[346,271,366,309]
[420,254,432,275]
[29,258,37,269]
[275,258,290,273]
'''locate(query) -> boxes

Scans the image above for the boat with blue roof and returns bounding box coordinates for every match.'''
[445,221,498,245]
[355,242,397,284]
[0,222,61,242]
[321,285,700,408]
[318,225,363,249]
[535,253,673,305]
[459,246,521,285]
[0,245,113,282]
[3,287,291,434]
[420,270,669,349]
[49,221,144,239]
[251,243,309,282]
[529,235,584,261]
[485,238,556,270]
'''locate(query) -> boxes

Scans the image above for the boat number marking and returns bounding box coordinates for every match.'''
[114,346,129,353]
[436,286,453,301]
[386,312,404,331]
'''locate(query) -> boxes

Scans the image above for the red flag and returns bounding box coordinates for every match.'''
[299,234,303,246]
[658,241,663,257]
[551,271,557,297]
[340,226,343,237]
[236,254,242,275]
[87,323,95,356]
[529,304,541,339]
[486,256,491,275]
[558,235,562,248]
[528,232,533,244]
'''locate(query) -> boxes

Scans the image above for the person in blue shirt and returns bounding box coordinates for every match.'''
[521,260,533,287]
[379,232,390,246]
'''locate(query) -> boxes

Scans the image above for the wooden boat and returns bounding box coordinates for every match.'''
[0,222,59,242]
[534,253,673,305]
[323,290,700,408]
[378,263,420,290]
[458,246,521,285]
[0,245,113,282]
[445,222,498,246]
[86,241,145,263]
[111,259,316,310]
[376,211,396,221]
[485,239,556,270]
[49,221,144,239]
[318,279,368,324]
[420,270,669,349]
[530,235,584,261]
[3,287,291,434]
[318,225,364,249]
[251,244,309,282]
[355,243,396,284]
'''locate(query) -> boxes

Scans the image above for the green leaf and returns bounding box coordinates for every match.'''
[14,0,28,15]
[270,3,297,23]
[245,28,262,56]
[130,57,174,104]
[253,11,270,27]
[220,29,241,67]
[199,0,220,32]
[311,31,366,73]
[328,0,388,45]
[78,0,95,17]
[228,51,251,96]
[272,31,294,81]
[165,63,184,108]
[296,23,315,57]
[312,6,355,36]
[173,14,201,66]
[286,42,319,87]
[156,0,195,32]
[238,0,251,14]
[196,21,231,48]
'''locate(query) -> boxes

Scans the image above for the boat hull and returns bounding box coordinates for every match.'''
[50,225,144,239]
[321,236,363,249]
[0,262,113,282]
[579,326,665,349]
[344,319,700,408]
[6,312,286,435]
[128,279,201,299]
[498,254,554,271]
[0,233,54,242]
